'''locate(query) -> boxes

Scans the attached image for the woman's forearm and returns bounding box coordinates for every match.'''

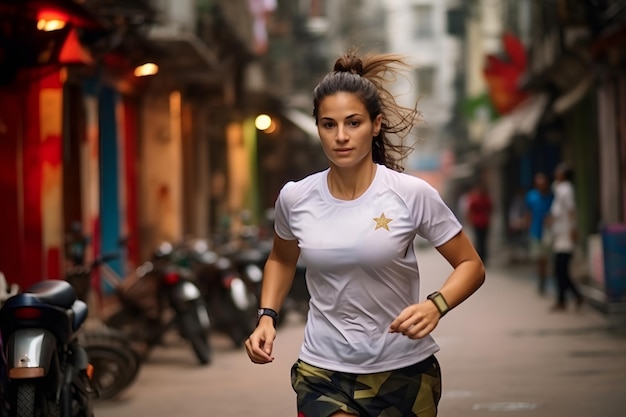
[435,231,486,311]
[439,259,485,310]
[259,257,298,311]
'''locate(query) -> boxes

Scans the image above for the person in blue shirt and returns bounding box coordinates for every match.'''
[525,172,554,294]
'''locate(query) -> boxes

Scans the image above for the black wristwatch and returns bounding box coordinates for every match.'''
[427,291,450,318]
[257,308,279,327]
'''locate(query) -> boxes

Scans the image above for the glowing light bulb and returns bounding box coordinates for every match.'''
[133,63,159,77]
[255,114,272,131]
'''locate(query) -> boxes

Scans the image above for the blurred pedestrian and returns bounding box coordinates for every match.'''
[466,181,493,264]
[524,172,554,295]
[245,48,486,417]
[507,187,529,263]
[548,163,583,311]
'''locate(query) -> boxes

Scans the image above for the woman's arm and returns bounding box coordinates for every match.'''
[434,230,486,309]
[389,230,485,338]
[258,233,301,319]
[245,232,300,364]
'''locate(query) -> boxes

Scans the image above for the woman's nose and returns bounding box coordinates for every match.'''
[336,124,348,141]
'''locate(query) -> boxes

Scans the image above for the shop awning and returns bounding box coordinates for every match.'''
[482,113,518,154]
[482,93,549,155]
[552,75,593,114]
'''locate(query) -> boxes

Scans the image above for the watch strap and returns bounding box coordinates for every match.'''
[257,308,279,327]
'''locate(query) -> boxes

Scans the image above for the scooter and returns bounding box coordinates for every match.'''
[0,279,95,417]
[224,237,310,328]
[181,239,256,348]
[105,243,212,365]
[65,253,143,400]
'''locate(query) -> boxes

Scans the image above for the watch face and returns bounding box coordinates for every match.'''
[433,297,447,311]
[428,292,449,314]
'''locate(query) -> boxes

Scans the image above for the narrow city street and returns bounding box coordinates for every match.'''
[93,246,626,417]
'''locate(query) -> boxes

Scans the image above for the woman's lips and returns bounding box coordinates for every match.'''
[335,148,352,155]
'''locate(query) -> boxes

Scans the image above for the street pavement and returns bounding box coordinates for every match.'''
[93,246,626,417]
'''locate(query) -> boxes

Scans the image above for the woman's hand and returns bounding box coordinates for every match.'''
[245,233,299,364]
[389,301,440,339]
[245,321,277,364]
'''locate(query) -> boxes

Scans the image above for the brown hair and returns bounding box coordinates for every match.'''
[312,48,421,172]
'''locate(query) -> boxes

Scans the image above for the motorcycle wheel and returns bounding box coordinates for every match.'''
[178,303,211,365]
[81,329,141,400]
[86,348,134,400]
[67,374,95,417]
[15,382,35,417]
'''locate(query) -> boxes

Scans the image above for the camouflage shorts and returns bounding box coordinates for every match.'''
[290,356,441,417]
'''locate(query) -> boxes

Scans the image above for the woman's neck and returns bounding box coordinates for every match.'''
[327,163,377,200]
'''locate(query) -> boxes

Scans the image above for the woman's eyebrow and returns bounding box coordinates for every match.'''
[319,113,362,121]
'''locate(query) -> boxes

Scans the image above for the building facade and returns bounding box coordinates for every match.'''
[0,0,275,294]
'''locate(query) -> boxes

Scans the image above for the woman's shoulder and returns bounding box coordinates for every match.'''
[379,165,434,190]
[377,166,443,205]
[278,169,327,200]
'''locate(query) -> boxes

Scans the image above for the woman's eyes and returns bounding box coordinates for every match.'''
[322,120,361,129]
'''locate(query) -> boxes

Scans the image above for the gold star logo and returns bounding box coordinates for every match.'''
[373,212,393,231]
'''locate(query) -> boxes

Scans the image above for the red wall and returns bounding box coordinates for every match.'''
[0,78,43,289]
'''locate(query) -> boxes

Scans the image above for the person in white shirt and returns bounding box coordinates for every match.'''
[549,163,583,311]
[245,49,486,417]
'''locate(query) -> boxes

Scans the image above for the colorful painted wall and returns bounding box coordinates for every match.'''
[0,70,64,289]
[0,69,140,293]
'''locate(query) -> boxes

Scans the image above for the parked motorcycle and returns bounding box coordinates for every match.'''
[186,239,257,348]
[78,326,141,401]
[105,243,212,365]
[0,279,95,417]
[217,231,310,328]
[65,254,143,400]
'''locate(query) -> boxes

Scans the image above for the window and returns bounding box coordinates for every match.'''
[415,67,436,97]
[413,4,435,39]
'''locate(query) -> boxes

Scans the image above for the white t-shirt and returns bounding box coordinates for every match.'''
[274,164,462,373]
[550,181,576,252]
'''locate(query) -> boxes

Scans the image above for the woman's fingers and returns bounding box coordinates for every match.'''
[389,303,439,339]
[245,328,276,364]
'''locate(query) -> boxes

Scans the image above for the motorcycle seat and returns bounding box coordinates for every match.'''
[26,280,76,309]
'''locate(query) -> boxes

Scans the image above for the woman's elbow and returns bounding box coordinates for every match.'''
[472,258,486,290]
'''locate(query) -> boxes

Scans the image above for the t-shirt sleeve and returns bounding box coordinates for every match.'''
[414,181,463,247]
[273,182,297,241]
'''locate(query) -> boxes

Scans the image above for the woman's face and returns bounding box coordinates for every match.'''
[317,92,381,169]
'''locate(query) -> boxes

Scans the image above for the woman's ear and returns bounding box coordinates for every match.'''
[373,114,382,136]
